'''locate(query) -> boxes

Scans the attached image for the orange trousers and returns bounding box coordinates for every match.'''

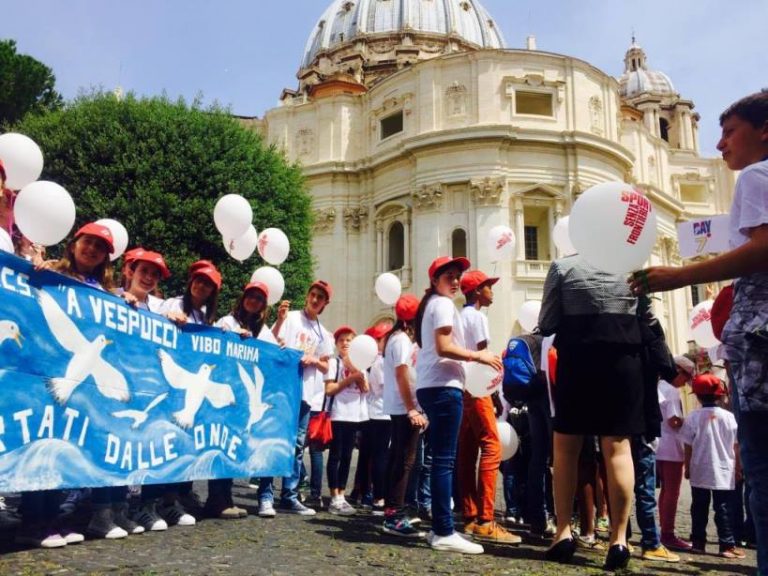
[457,392,501,523]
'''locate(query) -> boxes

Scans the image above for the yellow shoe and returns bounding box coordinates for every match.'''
[463,520,478,535]
[642,544,680,563]
[472,521,522,545]
[576,536,606,552]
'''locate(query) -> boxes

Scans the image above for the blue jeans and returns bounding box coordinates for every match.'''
[691,487,736,548]
[258,400,311,505]
[417,387,462,536]
[630,436,660,550]
[738,410,768,572]
[527,395,552,531]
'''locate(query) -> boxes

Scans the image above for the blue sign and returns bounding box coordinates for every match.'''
[0,251,301,492]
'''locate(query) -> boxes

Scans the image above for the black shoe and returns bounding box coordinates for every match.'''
[603,544,630,571]
[545,536,576,564]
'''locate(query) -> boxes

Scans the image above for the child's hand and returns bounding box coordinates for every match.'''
[276,300,291,321]
[684,467,690,480]
[736,466,744,483]
[166,311,188,325]
[122,292,139,307]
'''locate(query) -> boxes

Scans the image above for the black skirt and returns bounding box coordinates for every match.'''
[553,342,645,436]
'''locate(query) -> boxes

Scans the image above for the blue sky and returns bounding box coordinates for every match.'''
[5,0,766,155]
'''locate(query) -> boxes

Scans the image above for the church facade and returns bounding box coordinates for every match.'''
[253,0,733,353]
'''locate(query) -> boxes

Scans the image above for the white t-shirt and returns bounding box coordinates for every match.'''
[159,296,208,325]
[366,354,390,421]
[383,331,419,415]
[416,295,465,390]
[656,380,685,462]
[729,158,768,250]
[275,310,333,405]
[680,406,738,490]
[460,305,490,352]
[326,357,369,422]
[134,293,165,314]
[215,314,278,345]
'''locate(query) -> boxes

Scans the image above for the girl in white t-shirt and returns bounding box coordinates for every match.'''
[382,293,427,537]
[215,281,277,345]
[414,257,503,555]
[324,326,368,515]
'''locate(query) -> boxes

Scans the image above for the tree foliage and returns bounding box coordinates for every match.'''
[0,39,63,126]
[13,92,313,312]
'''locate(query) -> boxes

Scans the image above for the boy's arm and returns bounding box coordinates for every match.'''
[631,223,768,294]
[735,442,743,483]
[684,444,692,480]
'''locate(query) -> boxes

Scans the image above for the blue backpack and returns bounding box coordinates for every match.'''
[502,333,544,403]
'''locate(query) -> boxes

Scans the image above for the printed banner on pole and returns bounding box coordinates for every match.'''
[0,251,301,492]
[676,215,730,259]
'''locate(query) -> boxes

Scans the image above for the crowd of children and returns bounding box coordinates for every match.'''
[0,88,765,574]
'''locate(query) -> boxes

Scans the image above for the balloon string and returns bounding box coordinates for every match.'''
[492,262,497,276]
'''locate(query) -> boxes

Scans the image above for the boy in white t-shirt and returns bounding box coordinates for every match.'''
[457,270,519,545]
[255,280,333,517]
[680,374,744,559]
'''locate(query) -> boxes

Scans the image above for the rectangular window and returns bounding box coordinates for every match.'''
[680,183,708,203]
[524,226,539,260]
[380,111,404,139]
[690,285,702,307]
[515,91,553,116]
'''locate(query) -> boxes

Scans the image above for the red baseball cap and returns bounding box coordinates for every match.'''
[190,264,222,291]
[395,293,419,321]
[460,269,499,295]
[244,281,269,300]
[428,256,470,280]
[123,247,147,264]
[365,323,390,340]
[188,259,215,275]
[334,325,356,341]
[309,279,333,302]
[690,373,726,396]
[711,284,734,341]
[75,222,115,253]
[132,251,171,279]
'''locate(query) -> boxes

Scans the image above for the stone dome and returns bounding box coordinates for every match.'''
[299,0,505,87]
[618,39,676,98]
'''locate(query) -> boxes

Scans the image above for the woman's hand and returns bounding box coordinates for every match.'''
[407,409,427,430]
[474,349,503,372]
[166,311,188,326]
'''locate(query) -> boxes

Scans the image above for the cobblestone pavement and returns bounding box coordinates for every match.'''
[0,460,757,576]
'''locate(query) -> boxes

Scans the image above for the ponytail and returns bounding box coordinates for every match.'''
[383,317,415,352]
[414,287,436,348]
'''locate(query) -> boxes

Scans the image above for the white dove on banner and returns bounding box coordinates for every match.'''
[111,392,169,429]
[0,320,23,347]
[237,363,272,433]
[157,349,235,429]
[37,290,130,404]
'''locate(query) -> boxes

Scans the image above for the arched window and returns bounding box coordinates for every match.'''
[451,228,467,258]
[659,117,670,142]
[388,221,405,270]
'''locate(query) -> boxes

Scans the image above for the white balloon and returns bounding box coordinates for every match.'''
[0,228,13,253]
[518,300,542,333]
[13,181,76,246]
[553,216,576,257]
[689,300,720,349]
[569,182,657,274]
[375,272,402,306]
[348,334,379,372]
[257,227,290,265]
[224,225,258,262]
[213,194,252,239]
[464,361,503,398]
[95,218,129,261]
[487,225,516,262]
[497,420,520,461]
[250,266,285,305]
[0,133,44,190]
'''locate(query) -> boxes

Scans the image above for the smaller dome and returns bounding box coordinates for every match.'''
[618,39,676,98]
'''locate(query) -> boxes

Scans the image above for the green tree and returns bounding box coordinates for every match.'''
[13,92,313,311]
[0,39,63,126]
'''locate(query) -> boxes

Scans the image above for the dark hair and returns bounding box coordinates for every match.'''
[182,276,218,325]
[54,238,115,291]
[383,318,415,352]
[719,89,768,128]
[695,393,719,406]
[414,288,436,348]
[232,289,269,336]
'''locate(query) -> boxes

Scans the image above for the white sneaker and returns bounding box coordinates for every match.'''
[87,508,128,539]
[258,500,276,518]
[157,501,196,527]
[430,531,485,554]
[328,499,356,516]
[133,502,168,531]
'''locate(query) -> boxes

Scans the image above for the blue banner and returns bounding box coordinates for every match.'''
[0,251,301,492]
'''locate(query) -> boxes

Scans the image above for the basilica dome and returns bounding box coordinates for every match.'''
[618,39,676,99]
[298,0,505,90]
